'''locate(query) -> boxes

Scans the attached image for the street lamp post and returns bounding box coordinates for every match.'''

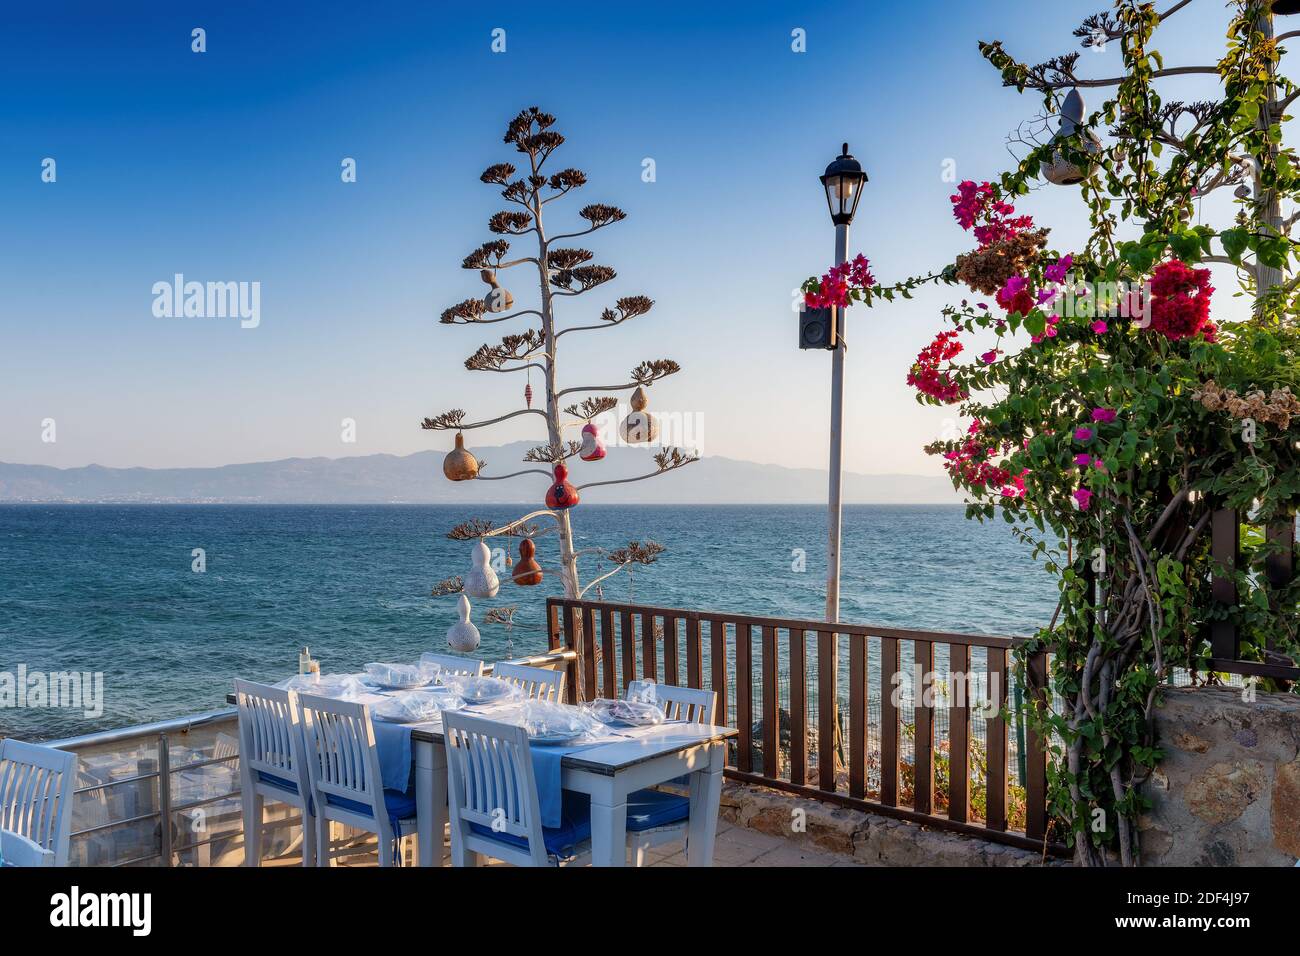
[819,144,867,624]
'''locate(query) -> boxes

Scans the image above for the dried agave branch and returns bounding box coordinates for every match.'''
[489,211,534,234]
[653,447,700,471]
[422,409,466,430]
[431,576,464,597]
[564,396,619,420]
[524,441,581,463]
[485,606,519,627]
[607,540,666,566]
[550,264,615,294]
[579,204,626,228]
[461,240,512,270]
[547,248,593,269]
[464,330,546,372]
[446,518,539,541]
[631,359,681,386]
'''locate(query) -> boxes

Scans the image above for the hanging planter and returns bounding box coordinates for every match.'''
[579,421,607,461]
[463,540,500,598]
[512,538,544,586]
[545,462,580,510]
[442,432,479,481]
[446,594,481,652]
[619,385,659,443]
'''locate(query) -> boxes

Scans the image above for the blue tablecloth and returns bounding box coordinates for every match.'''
[369,709,619,828]
[371,719,416,793]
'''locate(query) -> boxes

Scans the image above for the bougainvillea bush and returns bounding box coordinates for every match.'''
[807,2,1300,865]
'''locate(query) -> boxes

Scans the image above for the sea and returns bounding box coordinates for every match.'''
[0,504,1057,741]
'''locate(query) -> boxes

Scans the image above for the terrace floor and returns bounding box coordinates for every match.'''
[270,821,865,868]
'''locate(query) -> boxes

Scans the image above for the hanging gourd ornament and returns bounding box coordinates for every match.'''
[463,540,500,599]
[480,269,514,313]
[524,381,533,408]
[512,538,544,586]
[619,385,659,444]
[442,432,479,481]
[446,594,481,652]
[1040,88,1101,187]
[545,463,580,510]
[579,421,606,461]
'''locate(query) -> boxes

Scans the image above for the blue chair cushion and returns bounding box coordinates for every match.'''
[326,788,418,823]
[625,788,690,831]
[256,771,299,795]
[469,792,592,857]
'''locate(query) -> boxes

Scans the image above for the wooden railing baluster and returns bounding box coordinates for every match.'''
[913,640,934,816]
[948,642,970,824]
[789,629,807,787]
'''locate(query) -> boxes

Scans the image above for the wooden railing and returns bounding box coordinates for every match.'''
[546,598,1059,855]
[1208,506,1300,682]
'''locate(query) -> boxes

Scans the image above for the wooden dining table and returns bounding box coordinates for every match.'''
[411,714,736,867]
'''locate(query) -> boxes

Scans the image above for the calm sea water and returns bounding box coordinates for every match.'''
[0,505,1056,741]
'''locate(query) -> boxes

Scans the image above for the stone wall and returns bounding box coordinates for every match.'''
[719,781,1058,866]
[1140,686,1300,867]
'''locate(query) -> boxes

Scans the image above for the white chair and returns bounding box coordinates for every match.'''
[0,738,77,866]
[492,661,565,702]
[655,684,718,723]
[298,693,418,867]
[442,711,591,867]
[420,653,485,679]
[233,679,316,867]
[625,685,719,865]
[1,827,54,867]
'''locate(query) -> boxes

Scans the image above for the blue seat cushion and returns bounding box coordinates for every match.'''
[469,792,592,857]
[326,788,418,823]
[256,771,299,795]
[626,788,690,831]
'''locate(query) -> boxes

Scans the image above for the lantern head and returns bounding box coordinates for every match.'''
[820,144,867,226]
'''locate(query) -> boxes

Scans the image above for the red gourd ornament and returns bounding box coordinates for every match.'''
[545,463,580,510]
[512,538,543,586]
[579,421,606,461]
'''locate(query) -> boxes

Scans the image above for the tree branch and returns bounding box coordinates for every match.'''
[421,407,547,430]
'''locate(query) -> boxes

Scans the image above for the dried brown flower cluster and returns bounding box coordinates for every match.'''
[1192,380,1300,429]
[564,396,619,420]
[954,228,1050,295]
[607,540,665,566]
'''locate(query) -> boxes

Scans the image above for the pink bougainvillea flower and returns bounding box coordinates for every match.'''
[1036,286,1058,306]
[1092,408,1116,423]
[1147,259,1214,341]
[980,350,997,364]
[1044,254,1074,284]
[1030,334,1043,344]
[1073,488,1093,511]
[1075,454,1092,467]
[1202,321,1218,343]
[1091,320,1108,334]
[1046,313,1059,325]
[1045,326,1058,338]
[996,275,1036,318]
[968,419,982,435]
[977,302,988,310]
[1074,427,1093,441]
[907,330,965,402]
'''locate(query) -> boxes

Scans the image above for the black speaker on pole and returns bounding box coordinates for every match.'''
[799,304,838,350]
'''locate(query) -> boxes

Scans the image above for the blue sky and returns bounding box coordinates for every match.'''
[0,1,1243,475]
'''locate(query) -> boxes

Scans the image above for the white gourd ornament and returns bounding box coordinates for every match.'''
[446,594,480,652]
[579,421,606,461]
[619,385,659,444]
[463,540,500,598]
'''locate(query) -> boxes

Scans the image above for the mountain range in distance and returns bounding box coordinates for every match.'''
[0,442,961,505]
